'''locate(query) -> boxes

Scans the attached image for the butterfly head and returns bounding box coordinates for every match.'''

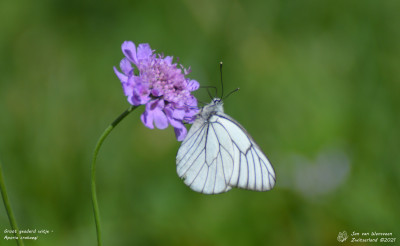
[197,98,224,120]
[212,97,222,104]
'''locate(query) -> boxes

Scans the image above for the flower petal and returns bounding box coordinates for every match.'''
[123,75,135,96]
[140,110,154,129]
[122,82,133,97]
[120,58,133,75]
[164,56,173,65]
[173,109,185,120]
[151,88,163,97]
[153,110,168,129]
[187,79,199,91]
[113,67,128,83]
[122,41,138,64]
[148,98,164,110]
[185,107,198,118]
[131,82,150,105]
[137,43,153,61]
[186,95,198,106]
[164,107,185,129]
[174,123,187,141]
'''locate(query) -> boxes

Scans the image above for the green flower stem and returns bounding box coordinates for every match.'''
[0,159,24,246]
[91,105,139,246]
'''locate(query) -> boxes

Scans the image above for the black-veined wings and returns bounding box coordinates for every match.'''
[176,98,276,194]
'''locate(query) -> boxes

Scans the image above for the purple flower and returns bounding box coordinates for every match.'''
[114,41,199,141]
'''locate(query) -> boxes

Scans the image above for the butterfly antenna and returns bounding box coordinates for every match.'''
[200,86,217,100]
[220,61,224,99]
[223,87,240,101]
[207,87,213,100]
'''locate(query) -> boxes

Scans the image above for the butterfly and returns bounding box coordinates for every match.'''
[176,98,276,194]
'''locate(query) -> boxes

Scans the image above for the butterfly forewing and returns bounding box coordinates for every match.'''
[176,98,276,194]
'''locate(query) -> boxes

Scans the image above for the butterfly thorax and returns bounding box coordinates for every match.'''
[197,98,224,121]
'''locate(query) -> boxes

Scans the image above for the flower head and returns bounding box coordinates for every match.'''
[114,41,199,141]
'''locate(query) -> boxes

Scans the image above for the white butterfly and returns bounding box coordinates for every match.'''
[176,98,276,194]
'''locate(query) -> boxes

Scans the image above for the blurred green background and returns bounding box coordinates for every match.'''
[1,0,399,245]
